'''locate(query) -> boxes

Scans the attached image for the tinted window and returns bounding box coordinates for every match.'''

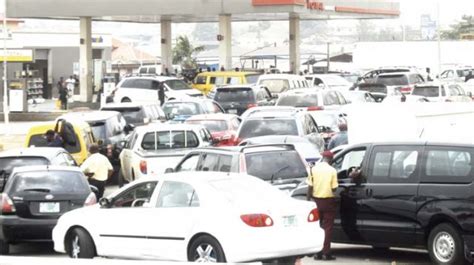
[246,74,261,84]
[259,79,290,94]
[28,134,80,154]
[239,119,298,139]
[215,88,254,103]
[103,107,145,124]
[186,120,228,132]
[157,181,199,208]
[0,157,49,190]
[370,147,420,183]
[422,147,473,183]
[120,79,136,88]
[277,94,319,107]
[141,131,199,150]
[113,181,157,208]
[9,171,89,194]
[412,86,440,97]
[332,149,366,173]
[195,76,207,85]
[164,79,191,91]
[358,84,387,94]
[376,75,409,86]
[163,102,202,117]
[89,122,107,140]
[245,151,307,181]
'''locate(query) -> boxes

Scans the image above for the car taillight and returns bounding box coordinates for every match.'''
[84,192,97,206]
[241,214,274,227]
[247,103,257,109]
[0,193,16,214]
[399,87,412,93]
[307,106,324,111]
[139,160,147,174]
[308,208,320,222]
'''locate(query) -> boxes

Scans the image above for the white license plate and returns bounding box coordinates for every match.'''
[227,109,238,114]
[283,215,298,227]
[39,202,60,213]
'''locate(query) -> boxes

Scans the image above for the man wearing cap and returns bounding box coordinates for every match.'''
[80,144,113,199]
[307,150,338,261]
[327,123,348,150]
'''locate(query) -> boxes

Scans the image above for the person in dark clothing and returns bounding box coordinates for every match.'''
[165,68,170,76]
[206,67,211,72]
[157,82,165,106]
[220,66,225,71]
[465,71,474,82]
[426,67,433,81]
[57,77,68,110]
[45,129,64,147]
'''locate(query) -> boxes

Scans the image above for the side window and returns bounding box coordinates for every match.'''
[369,146,421,183]
[120,79,136,88]
[157,181,200,208]
[332,148,367,175]
[212,102,224,113]
[228,77,239,85]
[198,153,219,171]
[256,90,265,101]
[134,79,153,89]
[323,92,337,106]
[449,86,461,96]
[62,152,77,166]
[314,78,323,86]
[217,155,233,172]
[51,153,69,166]
[176,154,201,172]
[112,181,158,208]
[422,147,473,183]
[215,77,225,85]
[306,115,319,133]
[127,132,139,149]
[209,77,216,84]
[199,129,211,143]
[231,118,241,129]
[336,91,347,104]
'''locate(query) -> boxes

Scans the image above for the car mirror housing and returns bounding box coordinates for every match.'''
[99,197,112,208]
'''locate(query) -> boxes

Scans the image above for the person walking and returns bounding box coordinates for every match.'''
[307,150,338,261]
[327,123,348,150]
[80,144,113,199]
[57,77,68,110]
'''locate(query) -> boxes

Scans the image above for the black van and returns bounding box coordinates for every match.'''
[291,142,474,265]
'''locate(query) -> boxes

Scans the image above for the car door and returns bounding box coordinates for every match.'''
[360,145,422,247]
[120,132,138,181]
[95,181,158,258]
[144,181,202,260]
[175,152,202,172]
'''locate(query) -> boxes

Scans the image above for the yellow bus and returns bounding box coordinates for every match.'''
[192,71,261,94]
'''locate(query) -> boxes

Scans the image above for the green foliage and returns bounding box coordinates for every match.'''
[172,35,205,69]
[442,15,474,40]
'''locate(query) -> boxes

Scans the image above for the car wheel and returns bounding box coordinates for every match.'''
[0,240,9,255]
[188,235,226,263]
[121,98,131,103]
[67,228,95,259]
[428,223,467,265]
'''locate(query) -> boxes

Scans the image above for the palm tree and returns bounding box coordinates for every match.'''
[172,35,205,69]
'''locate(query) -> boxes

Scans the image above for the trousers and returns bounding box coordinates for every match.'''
[314,197,337,255]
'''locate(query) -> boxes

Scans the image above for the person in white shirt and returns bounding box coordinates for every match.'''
[65,76,76,102]
[80,144,113,199]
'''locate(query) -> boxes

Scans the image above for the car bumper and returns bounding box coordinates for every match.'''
[0,215,58,243]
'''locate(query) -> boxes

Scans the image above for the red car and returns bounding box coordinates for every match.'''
[185,114,241,146]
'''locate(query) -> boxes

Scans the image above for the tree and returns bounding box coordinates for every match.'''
[442,15,474,40]
[172,35,205,69]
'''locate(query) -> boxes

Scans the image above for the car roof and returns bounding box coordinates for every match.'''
[242,135,311,144]
[0,147,66,159]
[60,110,121,122]
[216,84,257,90]
[138,171,257,186]
[135,123,205,133]
[122,76,182,82]
[187,144,298,155]
[280,88,321,95]
[164,98,211,104]
[245,110,301,119]
[10,165,83,175]
[185,113,238,121]
[258,74,306,80]
[101,102,159,109]
[377,72,412,77]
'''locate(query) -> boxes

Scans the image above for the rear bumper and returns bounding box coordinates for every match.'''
[0,216,58,243]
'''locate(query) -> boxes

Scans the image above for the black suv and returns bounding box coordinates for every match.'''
[291,141,474,265]
[212,85,275,116]
[167,144,308,193]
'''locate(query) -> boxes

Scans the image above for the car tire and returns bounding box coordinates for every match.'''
[67,228,96,259]
[121,98,131,103]
[428,223,467,265]
[188,235,226,262]
[0,240,9,255]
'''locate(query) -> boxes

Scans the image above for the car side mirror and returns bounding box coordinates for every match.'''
[165,168,174,173]
[117,140,127,150]
[99,197,111,208]
[124,124,135,135]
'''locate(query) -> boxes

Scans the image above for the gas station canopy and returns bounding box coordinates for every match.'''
[7,0,400,22]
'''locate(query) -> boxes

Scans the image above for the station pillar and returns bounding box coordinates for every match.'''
[161,19,173,74]
[289,16,301,74]
[79,17,93,102]
[219,14,232,71]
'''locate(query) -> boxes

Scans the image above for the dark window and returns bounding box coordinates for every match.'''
[245,151,307,181]
[28,134,80,154]
[369,146,421,183]
[422,147,473,183]
[246,74,261,84]
[163,102,202,117]
[141,131,199,150]
[215,88,254,103]
[277,94,319,107]
[238,119,298,139]
[0,157,49,191]
[195,76,207,85]
[209,77,216,84]
[113,181,157,208]
[9,170,89,194]
[376,75,409,86]
[103,107,145,125]
[412,86,440,97]
[120,79,137,88]
[164,79,191,91]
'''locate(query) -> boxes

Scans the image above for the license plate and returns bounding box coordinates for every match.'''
[39,202,60,213]
[227,109,238,114]
[283,215,297,227]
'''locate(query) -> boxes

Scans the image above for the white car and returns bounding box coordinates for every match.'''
[112,76,202,104]
[257,74,309,96]
[53,172,323,262]
[411,83,472,102]
[119,123,214,183]
[276,89,349,112]
[305,74,353,91]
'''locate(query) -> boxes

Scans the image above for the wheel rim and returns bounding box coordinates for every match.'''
[433,231,456,263]
[71,235,80,259]
[194,243,217,262]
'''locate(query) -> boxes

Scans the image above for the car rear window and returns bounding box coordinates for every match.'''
[215,88,254,102]
[239,119,298,139]
[90,122,107,140]
[245,74,261,84]
[8,170,90,194]
[141,130,199,150]
[103,107,144,124]
[358,84,387,94]
[186,120,228,132]
[412,86,440,97]
[164,79,192,91]
[259,79,290,94]
[0,157,49,191]
[245,151,307,181]
[163,102,202,117]
[376,75,409,86]
[277,94,319,107]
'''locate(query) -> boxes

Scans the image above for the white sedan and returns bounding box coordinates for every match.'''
[53,172,323,263]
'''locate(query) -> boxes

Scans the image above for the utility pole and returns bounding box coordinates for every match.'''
[436,0,442,76]
[2,0,9,134]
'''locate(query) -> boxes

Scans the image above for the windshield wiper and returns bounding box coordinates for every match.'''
[270,165,290,184]
[22,188,51,193]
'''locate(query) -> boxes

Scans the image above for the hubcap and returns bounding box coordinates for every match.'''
[71,236,80,258]
[194,244,217,262]
[433,232,455,263]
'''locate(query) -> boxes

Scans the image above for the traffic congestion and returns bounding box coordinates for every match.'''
[1,64,474,265]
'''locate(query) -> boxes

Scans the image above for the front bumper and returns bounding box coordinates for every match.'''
[0,215,58,243]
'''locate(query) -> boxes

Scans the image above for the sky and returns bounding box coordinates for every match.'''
[399,0,474,26]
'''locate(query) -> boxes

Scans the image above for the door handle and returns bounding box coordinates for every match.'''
[366,188,373,197]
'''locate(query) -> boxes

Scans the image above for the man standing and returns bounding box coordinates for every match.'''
[57,77,68,110]
[81,144,113,199]
[307,151,338,261]
[327,123,348,150]
[157,82,165,106]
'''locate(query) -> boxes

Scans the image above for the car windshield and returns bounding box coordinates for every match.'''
[245,151,308,181]
[376,75,409,86]
[104,107,143,124]
[277,94,319,107]
[186,120,228,132]
[215,88,254,102]
[164,79,192,91]
[412,86,440,97]
[90,122,107,140]
[259,79,290,94]
[9,171,89,194]
[239,119,298,139]
[163,102,202,117]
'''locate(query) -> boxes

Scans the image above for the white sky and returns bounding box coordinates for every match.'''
[400,0,474,26]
